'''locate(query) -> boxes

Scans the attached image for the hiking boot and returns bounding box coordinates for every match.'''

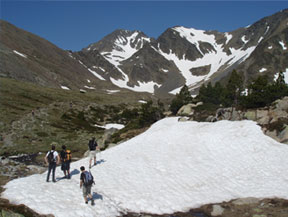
[94,162,97,166]
[52,180,56,183]
[91,199,95,206]
[67,175,71,179]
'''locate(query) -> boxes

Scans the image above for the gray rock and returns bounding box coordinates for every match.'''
[211,204,225,216]
[232,197,261,205]
[244,110,257,121]
[177,104,195,116]
[279,125,288,144]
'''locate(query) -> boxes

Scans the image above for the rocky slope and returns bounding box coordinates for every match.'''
[76,9,288,95]
[0,20,116,91]
[1,9,287,96]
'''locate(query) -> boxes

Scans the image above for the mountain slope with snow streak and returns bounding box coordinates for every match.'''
[154,26,257,93]
[3,118,288,217]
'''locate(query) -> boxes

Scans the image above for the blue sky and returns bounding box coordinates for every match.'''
[1,1,288,51]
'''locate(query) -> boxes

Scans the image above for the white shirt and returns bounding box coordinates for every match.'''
[46,150,58,161]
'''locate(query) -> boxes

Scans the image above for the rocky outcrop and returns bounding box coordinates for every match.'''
[176,102,203,117]
[205,96,288,144]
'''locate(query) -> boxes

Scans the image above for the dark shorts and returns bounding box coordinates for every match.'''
[61,161,70,171]
[82,185,92,197]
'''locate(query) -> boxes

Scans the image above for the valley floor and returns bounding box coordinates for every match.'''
[1,118,288,217]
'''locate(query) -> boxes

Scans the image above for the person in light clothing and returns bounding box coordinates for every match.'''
[88,137,99,169]
[45,144,60,182]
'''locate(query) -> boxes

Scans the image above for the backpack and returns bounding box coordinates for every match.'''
[61,150,71,162]
[65,150,71,162]
[84,171,94,186]
[47,151,55,163]
[88,140,97,151]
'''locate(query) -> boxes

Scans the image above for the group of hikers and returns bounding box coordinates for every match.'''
[44,136,100,205]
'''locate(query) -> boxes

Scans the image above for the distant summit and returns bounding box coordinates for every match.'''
[1,8,287,96]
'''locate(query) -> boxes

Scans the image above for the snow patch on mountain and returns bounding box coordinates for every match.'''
[88,68,105,81]
[61,86,70,90]
[156,27,256,93]
[111,77,161,93]
[279,40,287,50]
[2,118,288,217]
[13,50,27,58]
[225,33,233,44]
[241,35,249,44]
[259,68,267,73]
[101,32,150,67]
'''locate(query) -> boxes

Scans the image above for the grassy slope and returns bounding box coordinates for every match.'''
[0,78,152,159]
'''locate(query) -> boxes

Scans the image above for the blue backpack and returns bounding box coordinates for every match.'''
[84,171,94,186]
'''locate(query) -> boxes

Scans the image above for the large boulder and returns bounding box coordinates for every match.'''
[177,104,195,116]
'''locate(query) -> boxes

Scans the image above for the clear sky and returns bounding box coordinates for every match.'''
[1,1,288,51]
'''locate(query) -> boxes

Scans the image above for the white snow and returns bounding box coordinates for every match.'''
[3,118,288,217]
[258,37,264,44]
[279,40,287,50]
[60,86,70,90]
[94,123,125,130]
[101,32,150,67]
[259,68,267,73]
[106,89,120,94]
[138,100,147,104]
[13,50,27,58]
[241,35,248,44]
[264,26,270,35]
[285,68,288,84]
[111,78,161,94]
[160,68,169,73]
[88,68,106,81]
[274,69,288,84]
[268,45,273,50]
[225,32,233,44]
[156,27,256,94]
[84,86,96,90]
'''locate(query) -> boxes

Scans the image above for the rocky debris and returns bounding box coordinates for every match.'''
[123,198,288,217]
[200,96,288,144]
[0,156,46,180]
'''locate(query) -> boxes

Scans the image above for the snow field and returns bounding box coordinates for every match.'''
[3,118,288,217]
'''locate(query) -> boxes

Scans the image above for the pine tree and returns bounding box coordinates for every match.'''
[170,85,192,115]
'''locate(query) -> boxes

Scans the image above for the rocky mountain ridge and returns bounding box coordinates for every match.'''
[73,8,288,95]
[1,9,287,96]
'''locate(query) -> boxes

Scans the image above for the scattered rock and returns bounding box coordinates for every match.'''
[211,204,224,216]
[232,197,261,205]
[178,117,189,122]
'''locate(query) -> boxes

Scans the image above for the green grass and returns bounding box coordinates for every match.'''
[0,78,154,158]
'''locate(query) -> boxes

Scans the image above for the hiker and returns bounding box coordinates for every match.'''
[80,166,95,205]
[60,145,72,179]
[45,144,60,182]
[88,137,99,169]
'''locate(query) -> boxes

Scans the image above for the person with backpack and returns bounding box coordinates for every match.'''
[80,166,95,205]
[44,144,60,182]
[88,137,99,169]
[60,145,72,179]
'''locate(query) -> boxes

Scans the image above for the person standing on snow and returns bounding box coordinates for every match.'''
[60,145,72,179]
[80,166,95,205]
[45,144,60,182]
[88,137,99,169]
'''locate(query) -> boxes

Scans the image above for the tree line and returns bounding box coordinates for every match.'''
[170,70,288,114]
